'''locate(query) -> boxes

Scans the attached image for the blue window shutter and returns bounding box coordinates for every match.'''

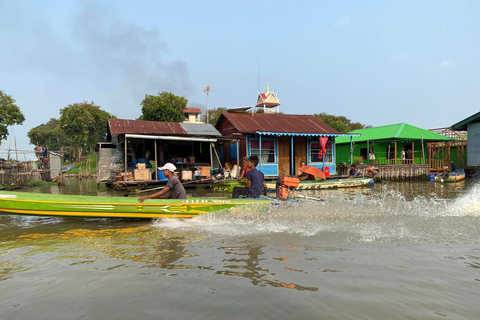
[230,143,237,159]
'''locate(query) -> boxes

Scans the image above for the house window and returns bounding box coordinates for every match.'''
[310,141,333,162]
[250,140,276,163]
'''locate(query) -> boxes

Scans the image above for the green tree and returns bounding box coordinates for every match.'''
[140,91,187,122]
[0,91,25,140]
[59,102,114,160]
[27,118,71,151]
[205,107,228,125]
[314,112,371,133]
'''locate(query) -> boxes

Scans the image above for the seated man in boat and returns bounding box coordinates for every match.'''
[450,161,456,172]
[238,156,251,179]
[138,163,186,202]
[348,164,358,178]
[232,156,267,198]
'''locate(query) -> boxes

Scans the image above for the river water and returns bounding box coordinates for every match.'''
[1,179,480,319]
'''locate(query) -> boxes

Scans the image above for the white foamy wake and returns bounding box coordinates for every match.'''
[153,184,480,243]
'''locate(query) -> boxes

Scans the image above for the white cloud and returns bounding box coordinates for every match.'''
[333,16,350,28]
[439,61,452,68]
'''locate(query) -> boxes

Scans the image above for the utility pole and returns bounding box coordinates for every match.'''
[203,85,211,124]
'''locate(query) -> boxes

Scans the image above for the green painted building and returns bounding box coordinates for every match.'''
[335,123,454,165]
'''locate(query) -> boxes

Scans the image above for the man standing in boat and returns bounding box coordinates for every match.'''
[138,163,186,202]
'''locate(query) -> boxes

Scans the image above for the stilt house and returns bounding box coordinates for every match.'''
[215,111,357,178]
[452,111,480,166]
[335,123,454,165]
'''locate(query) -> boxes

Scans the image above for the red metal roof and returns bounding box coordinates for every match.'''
[184,107,202,114]
[217,112,339,134]
[108,119,187,136]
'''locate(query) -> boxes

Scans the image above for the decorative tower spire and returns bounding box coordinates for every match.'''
[255,84,280,113]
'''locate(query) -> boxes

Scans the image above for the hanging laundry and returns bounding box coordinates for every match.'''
[318,137,329,159]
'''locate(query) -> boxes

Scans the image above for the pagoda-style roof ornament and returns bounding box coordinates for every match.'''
[256,84,280,113]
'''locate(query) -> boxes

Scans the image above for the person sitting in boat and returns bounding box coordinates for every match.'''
[138,163,186,202]
[349,164,358,178]
[238,156,251,179]
[232,155,267,198]
[450,161,456,172]
[297,161,315,181]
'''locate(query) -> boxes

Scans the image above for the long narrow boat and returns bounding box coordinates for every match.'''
[266,177,374,190]
[0,191,270,219]
[212,176,374,192]
[435,169,466,182]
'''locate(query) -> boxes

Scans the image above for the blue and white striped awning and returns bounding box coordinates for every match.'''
[256,131,360,137]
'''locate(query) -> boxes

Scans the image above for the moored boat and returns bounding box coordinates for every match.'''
[266,177,374,190]
[0,191,270,219]
[435,169,466,182]
[212,176,374,192]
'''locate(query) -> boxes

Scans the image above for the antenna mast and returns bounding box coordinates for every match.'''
[203,85,211,124]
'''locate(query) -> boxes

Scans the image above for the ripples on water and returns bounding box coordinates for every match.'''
[1,179,480,319]
[157,182,480,244]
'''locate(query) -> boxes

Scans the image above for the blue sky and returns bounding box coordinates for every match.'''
[1,0,480,157]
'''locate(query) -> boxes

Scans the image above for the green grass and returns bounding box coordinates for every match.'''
[25,180,57,187]
[64,153,97,175]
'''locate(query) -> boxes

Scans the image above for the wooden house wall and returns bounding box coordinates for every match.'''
[278,136,290,176]
[294,137,307,171]
[216,116,240,136]
[216,115,337,176]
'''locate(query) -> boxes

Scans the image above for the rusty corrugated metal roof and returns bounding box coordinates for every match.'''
[109,119,187,136]
[218,112,339,134]
[184,107,202,114]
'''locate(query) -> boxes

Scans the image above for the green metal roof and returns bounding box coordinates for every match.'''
[451,111,480,130]
[335,123,455,144]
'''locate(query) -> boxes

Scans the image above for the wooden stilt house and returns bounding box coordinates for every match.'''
[335,123,455,165]
[215,111,357,178]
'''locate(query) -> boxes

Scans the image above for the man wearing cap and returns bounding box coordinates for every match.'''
[138,163,186,202]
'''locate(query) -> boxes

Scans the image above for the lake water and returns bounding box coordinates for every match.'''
[1,178,480,319]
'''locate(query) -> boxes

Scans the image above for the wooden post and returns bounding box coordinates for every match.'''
[412,140,415,164]
[124,137,127,174]
[394,141,397,165]
[367,140,370,165]
[14,136,18,161]
[154,140,158,180]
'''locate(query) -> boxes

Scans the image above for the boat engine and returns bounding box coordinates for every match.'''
[366,167,378,177]
[441,166,450,179]
[276,177,300,201]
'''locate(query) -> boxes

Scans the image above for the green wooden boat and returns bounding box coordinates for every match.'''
[211,180,246,192]
[266,177,374,190]
[212,177,374,192]
[0,191,270,219]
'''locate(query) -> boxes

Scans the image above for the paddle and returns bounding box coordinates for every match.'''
[296,194,325,202]
[134,179,209,193]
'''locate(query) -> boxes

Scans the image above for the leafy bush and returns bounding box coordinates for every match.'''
[352,156,364,165]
